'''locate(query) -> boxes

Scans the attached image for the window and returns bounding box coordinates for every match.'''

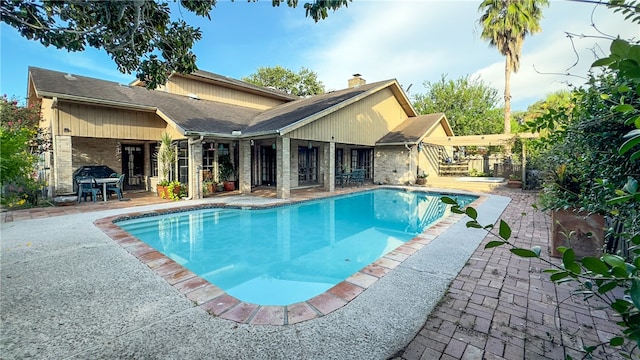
[351,149,373,178]
[150,143,158,177]
[298,146,318,184]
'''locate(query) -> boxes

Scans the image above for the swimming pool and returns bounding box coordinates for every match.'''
[116,188,476,306]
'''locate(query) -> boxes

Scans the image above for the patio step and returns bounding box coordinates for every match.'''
[424,176,507,192]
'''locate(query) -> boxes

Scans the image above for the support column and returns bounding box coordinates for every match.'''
[324,142,335,192]
[276,137,290,199]
[54,135,73,194]
[239,139,252,194]
[189,138,203,199]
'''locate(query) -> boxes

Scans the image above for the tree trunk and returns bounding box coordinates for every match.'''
[504,55,512,135]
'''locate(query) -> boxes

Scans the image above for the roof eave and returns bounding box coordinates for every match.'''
[34,91,158,112]
[375,141,420,146]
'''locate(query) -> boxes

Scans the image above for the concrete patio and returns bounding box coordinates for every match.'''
[0,187,628,359]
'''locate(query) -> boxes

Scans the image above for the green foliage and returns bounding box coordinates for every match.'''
[166,180,184,201]
[529,71,640,215]
[0,1,349,89]
[242,65,325,96]
[156,132,176,184]
[412,74,503,136]
[592,39,640,162]
[0,95,46,207]
[477,0,548,70]
[218,154,235,182]
[608,0,640,23]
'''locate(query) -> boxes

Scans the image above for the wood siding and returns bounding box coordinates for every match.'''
[166,76,285,111]
[54,102,170,140]
[286,88,408,146]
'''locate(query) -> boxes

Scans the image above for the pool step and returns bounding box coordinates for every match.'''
[423,176,508,192]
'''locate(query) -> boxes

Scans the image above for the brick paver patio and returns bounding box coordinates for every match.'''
[393,191,630,360]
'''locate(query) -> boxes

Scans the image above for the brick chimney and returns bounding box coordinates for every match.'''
[348,73,366,88]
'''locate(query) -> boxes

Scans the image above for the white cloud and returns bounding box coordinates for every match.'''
[303,0,639,110]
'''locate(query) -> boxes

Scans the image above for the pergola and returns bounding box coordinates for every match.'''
[424,132,539,182]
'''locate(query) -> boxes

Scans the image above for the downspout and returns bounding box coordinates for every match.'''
[186,136,204,200]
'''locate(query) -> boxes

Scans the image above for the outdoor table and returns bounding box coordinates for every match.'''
[95,178,120,201]
[77,177,120,202]
[339,172,352,187]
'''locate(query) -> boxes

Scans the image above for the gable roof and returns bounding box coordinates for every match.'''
[28,67,421,139]
[244,80,417,136]
[376,113,454,146]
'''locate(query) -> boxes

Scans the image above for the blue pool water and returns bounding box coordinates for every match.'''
[117,189,476,306]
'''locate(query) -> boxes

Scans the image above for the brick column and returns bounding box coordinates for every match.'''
[54,135,73,194]
[239,139,251,194]
[324,142,335,192]
[189,138,203,199]
[276,137,290,199]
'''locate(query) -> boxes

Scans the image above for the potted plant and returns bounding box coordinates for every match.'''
[165,180,184,201]
[528,72,640,258]
[202,170,215,195]
[507,174,522,188]
[155,132,176,199]
[415,172,428,185]
[218,154,236,191]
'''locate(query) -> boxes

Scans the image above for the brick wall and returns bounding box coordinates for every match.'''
[374,146,415,185]
[72,137,122,173]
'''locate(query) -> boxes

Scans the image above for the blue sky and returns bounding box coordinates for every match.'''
[1,1,637,111]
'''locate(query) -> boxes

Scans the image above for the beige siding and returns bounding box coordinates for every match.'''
[39,98,53,131]
[427,122,449,137]
[55,102,169,140]
[166,76,285,111]
[287,88,408,146]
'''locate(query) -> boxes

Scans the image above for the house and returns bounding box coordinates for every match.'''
[28,67,454,199]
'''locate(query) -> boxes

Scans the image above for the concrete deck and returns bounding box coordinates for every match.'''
[0,187,628,359]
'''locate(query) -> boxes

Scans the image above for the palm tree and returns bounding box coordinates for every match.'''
[478,0,548,136]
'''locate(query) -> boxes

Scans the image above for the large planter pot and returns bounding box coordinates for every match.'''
[415,178,426,185]
[507,180,522,189]
[157,185,169,199]
[550,209,605,259]
[223,181,235,191]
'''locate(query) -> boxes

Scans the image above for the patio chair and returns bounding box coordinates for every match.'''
[77,176,101,203]
[106,174,125,200]
[349,169,365,187]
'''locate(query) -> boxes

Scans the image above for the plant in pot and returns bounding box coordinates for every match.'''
[415,172,428,185]
[528,71,640,259]
[155,132,176,199]
[218,154,236,191]
[507,173,522,188]
[166,180,184,201]
[202,169,215,195]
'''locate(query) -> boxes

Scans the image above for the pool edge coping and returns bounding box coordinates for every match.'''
[93,188,488,326]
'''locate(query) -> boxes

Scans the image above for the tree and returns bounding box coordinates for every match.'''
[412,74,503,136]
[478,0,549,136]
[0,95,47,206]
[242,66,325,96]
[0,0,350,90]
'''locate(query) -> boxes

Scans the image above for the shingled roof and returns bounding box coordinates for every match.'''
[244,80,397,135]
[29,67,266,135]
[376,113,453,145]
[29,67,422,139]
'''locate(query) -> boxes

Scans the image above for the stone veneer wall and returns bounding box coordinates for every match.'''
[374,146,415,185]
